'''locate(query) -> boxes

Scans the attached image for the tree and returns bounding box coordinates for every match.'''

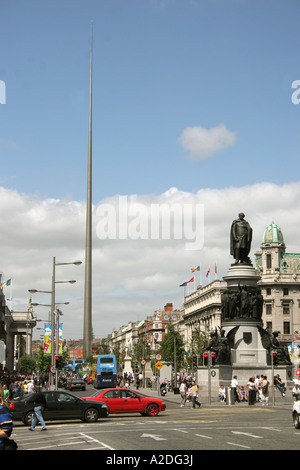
[35,345,70,374]
[19,355,36,373]
[186,326,210,369]
[96,338,111,355]
[158,324,185,368]
[133,338,152,363]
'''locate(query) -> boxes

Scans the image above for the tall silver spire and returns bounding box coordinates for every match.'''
[83,22,93,358]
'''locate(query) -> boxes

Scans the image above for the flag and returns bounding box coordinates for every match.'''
[0,279,11,288]
[191,266,200,273]
[180,277,194,286]
[206,268,210,278]
[215,264,217,274]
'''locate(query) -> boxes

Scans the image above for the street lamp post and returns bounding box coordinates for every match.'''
[29,257,81,388]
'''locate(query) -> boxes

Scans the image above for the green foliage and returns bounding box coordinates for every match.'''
[96,338,111,355]
[35,345,70,373]
[19,355,36,373]
[133,338,152,363]
[157,324,185,368]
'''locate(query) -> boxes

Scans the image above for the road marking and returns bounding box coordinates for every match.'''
[141,433,167,441]
[261,427,281,432]
[195,434,213,439]
[232,431,263,439]
[227,441,251,449]
[79,432,115,450]
[173,428,189,433]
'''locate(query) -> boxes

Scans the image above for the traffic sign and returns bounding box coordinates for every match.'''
[155,361,163,370]
[155,353,162,361]
[141,359,146,366]
[50,365,56,374]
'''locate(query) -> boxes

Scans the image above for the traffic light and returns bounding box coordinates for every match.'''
[193,355,198,368]
[211,352,216,366]
[203,352,209,366]
[55,355,62,369]
[273,352,278,366]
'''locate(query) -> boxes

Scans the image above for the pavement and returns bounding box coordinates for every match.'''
[131,384,294,409]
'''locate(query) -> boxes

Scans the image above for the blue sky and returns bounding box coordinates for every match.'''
[1,0,299,202]
[1,0,300,339]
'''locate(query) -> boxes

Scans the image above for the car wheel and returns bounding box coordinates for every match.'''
[84,407,99,422]
[146,404,159,417]
[24,410,35,426]
[294,412,300,429]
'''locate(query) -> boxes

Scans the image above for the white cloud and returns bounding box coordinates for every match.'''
[1,181,300,339]
[179,123,236,160]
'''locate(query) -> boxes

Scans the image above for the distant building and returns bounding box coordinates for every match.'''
[255,222,300,360]
[182,280,226,346]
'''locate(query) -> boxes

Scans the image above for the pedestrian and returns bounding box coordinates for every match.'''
[21,381,28,395]
[247,376,256,405]
[191,381,201,408]
[218,385,226,402]
[0,384,14,450]
[27,380,34,394]
[274,374,286,397]
[2,384,9,403]
[292,379,300,400]
[239,386,248,402]
[179,379,187,407]
[261,376,269,406]
[231,376,240,403]
[187,383,192,403]
[255,375,262,402]
[25,385,47,431]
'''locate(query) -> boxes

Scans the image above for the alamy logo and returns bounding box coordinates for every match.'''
[0,80,6,104]
[95,196,204,251]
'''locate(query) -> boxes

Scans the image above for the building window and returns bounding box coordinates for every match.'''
[266,288,271,295]
[283,287,289,296]
[283,304,290,315]
[266,321,272,332]
[266,304,272,315]
[283,321,290,334]
[266,254,272,269]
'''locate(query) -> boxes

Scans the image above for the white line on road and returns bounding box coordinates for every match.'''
[227,441,251,449]
[232,431,263,439]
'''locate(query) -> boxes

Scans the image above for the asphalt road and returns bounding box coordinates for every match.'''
[11,390,298,452]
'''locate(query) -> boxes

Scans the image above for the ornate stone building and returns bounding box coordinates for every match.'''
[255,222,300,361]
[182,280,227,347]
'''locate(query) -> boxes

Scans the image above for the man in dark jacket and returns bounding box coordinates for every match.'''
[25,386,47,431]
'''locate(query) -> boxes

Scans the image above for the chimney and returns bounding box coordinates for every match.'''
[164,303,173,312]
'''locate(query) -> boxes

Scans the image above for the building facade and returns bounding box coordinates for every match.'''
[255,222,300,360]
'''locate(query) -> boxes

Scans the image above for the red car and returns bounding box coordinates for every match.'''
[83,388,166,416]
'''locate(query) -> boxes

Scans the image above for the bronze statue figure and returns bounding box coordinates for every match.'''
[230,213,252,264]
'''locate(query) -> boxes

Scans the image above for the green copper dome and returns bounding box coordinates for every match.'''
[262,222,284,244]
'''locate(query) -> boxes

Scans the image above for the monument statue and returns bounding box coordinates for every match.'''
[230,212,252,264]
[207,326,239,364]
[257,326,292,365]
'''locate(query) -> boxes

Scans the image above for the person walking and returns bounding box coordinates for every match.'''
[179,379,187,407]
[261,376,269,406]
[0,384,14,450]
[191,381,201,408]
[247,376,257,405]
[25,385,47,431]
[231,376,240,403]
